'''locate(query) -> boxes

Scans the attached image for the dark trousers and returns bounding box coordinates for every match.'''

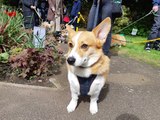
[69,16,78,31]
[39,1,49,22]
[87,0,115,55]
[148,6,160,40]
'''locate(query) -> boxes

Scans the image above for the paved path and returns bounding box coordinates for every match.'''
[0,55,160,120]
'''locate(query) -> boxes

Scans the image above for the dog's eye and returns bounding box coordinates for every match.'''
[68,43,73,48]
[81,44,88,49]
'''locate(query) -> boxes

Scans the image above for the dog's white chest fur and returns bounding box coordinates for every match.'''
[71,66,92,78]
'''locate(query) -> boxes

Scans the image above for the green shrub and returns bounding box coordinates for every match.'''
[0,7,33,53]
[113,5,131,34]
[113,5,153,36]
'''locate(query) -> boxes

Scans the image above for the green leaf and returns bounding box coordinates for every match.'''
[0,52,9,63]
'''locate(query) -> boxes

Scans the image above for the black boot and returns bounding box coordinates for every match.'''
[145,42,152,51]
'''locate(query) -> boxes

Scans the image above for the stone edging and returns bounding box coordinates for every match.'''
[0,78,63,91]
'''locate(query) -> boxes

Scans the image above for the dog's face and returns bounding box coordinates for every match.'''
[66,17,111,67]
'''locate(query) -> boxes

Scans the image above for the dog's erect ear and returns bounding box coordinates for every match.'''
[92,17,111,44]
[65,24,76,37]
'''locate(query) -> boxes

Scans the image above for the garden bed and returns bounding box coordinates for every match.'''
[0,62,63,88]
[0,6,68,88]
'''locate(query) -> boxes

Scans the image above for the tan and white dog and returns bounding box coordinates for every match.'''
[111,34,126,47]
[66,17,111,115]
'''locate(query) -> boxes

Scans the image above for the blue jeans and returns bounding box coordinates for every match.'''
[87,0,115,55]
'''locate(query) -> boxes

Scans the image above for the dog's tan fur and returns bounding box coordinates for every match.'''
[111,34,126,46]
[41,21,55,33]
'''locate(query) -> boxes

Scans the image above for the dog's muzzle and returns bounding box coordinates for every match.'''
[67,57,76,65]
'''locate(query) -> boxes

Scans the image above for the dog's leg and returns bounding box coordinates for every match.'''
[88,75,105,115]
[67,71,80,113]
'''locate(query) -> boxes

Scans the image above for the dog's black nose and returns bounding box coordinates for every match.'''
[67,57,76,65]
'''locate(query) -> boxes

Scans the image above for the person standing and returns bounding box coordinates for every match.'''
[87,0,114,56]
[145,0,160,50]
[47,0,63,36]
[87,0,122,56]
[22,0,39,29]
[70,0,82,30]
[47,0,56,22]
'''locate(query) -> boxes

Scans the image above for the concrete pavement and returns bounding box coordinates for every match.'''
[0,56,160,120]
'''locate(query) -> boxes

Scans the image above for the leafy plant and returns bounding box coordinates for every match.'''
[113,5,131,34]
[0,8,33,53]
[9,47,65,79]
[9,47,23,56]
[112,4,153,36]
[0,52,9,63]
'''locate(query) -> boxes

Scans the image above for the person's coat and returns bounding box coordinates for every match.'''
[22,0,39,28]
[70,0,81,18]
[153,0,160,5]
[47,0,56,21]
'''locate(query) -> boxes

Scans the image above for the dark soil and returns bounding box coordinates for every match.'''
[0,62,62,88]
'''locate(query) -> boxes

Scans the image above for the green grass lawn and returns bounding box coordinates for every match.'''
[112,35,160,67]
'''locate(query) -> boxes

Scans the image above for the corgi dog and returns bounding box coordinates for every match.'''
[66,17,111,115]
[41,21,55,33]
[111,34,126,47]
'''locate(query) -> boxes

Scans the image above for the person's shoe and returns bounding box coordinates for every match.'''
[145,43,151,51]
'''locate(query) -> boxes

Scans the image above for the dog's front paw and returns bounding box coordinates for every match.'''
[67,100,77,113]
[90,102,98,115]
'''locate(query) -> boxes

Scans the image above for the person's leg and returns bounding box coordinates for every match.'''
[73,17,78,31]
[40,2,46,21]
[23,11,34,29]
[55,0,61,32]
[34,12,40,26]
[53,0,61,37]
[101,0,113,56]
[87,0,98,31]
[145,7,160,50]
